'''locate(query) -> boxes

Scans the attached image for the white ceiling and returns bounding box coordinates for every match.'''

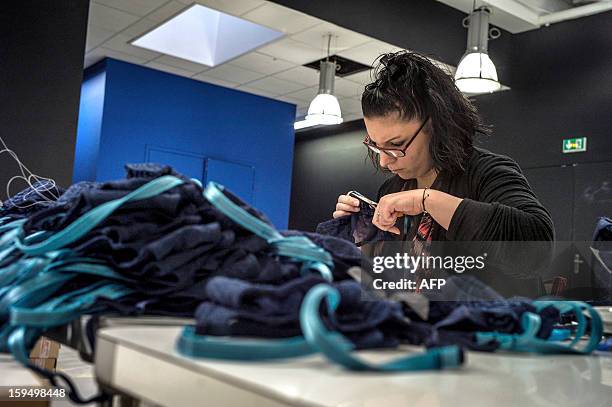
[436,0,612,33]
[85,0,463,122]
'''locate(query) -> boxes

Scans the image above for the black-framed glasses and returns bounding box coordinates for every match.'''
[363,117,429,158]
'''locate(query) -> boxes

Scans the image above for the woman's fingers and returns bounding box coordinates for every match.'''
[378,206,397,226]
[336,202,360,213]
[372,206,401,234]
[333,210,352,219]
[338,194,360,207]
[332,194,360,218]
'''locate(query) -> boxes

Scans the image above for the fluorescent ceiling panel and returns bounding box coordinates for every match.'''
[132,5,284,67]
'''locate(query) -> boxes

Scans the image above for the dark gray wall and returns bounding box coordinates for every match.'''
[473,10,612,169]
[0,1,89,200]
[472,10,612,240]
[289,9,612,240]
[289,121,388,230]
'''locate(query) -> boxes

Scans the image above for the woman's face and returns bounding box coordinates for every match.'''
[363,113,433,180]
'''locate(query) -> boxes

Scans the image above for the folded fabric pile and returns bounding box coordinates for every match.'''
[0,164,603,403]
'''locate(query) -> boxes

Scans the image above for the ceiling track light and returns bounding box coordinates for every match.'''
[294,34,343,130]
[454,5,502,94]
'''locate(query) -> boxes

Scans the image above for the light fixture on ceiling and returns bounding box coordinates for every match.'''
[131,4,283,67]
[294,34,343,130]
[454,5,502,94]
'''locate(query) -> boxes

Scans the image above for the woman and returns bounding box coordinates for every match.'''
[332,51,554,295]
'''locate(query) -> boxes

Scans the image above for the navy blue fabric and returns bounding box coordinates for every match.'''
[281,230,362,280]
[402,276,560,343]
[315,201,395,245]
[591,217,612,303]
[0,180,64,219]
[8,165,360,319]
[593,216,612,242]
[2,163,567,353]
[194,276,409,349]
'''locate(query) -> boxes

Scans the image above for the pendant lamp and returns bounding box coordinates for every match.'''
[455,6,501,94]
[294,35,343,130]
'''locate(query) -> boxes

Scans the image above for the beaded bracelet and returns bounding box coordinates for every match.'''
[422,187,430,214]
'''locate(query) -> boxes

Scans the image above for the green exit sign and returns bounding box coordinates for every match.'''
[563,137,587,153]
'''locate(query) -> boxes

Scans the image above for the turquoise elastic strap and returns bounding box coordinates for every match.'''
[299,284,464,371]
[536,300,602,353]
[11,283,133,327]
[51,262,133,282]
[548,328,572,342]
[476,300,602,354]
[204,182,281,242]
[0,218,26,233]
[0,258,52,295]
[300,261,333,282]
[15,175,185,255]
[177,326,317,360]
[203,182,333,279]
[0,272,76,317]
[7,326,41,366]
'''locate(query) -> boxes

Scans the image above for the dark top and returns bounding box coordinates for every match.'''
[377,147,554,241]
[376,147,554,297]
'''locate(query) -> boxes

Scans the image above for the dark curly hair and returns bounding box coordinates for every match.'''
[361,51,490,175]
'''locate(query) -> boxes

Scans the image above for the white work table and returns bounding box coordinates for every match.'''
[94,326,612,407]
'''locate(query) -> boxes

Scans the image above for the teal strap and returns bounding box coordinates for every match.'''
[0,262,27,287]
[50,262,133,282]
[0,258,49,291]
[203,182,333,275]
[203,182,281,242]
[0,272,75,317]
[476,312,541,350]
[300,261,333,282]
[476,301,603,354]
[7,326,42,365]
[11,283,133,328]
[536,300,602,353]
[0,324,15,352]
[177,326,317,360]
[0,226,21,249]
[0,218,26,233]
[270,236,334,268]
[15,176,185,255]
[299,284,464,371]
[548,328,572,342]
[176,283,464,370]
[535,300,586,347]
[0,227,21,262]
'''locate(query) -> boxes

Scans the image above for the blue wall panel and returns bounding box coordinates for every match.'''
[205,158,255,204]
[74,58,295,228]
[146,146,206,181]
[73,65,106,182]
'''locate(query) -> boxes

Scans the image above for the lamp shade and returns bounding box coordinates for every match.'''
[454,52,501,93]
[305,93,343,125]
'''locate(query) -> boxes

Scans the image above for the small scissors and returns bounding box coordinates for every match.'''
[347,190,378,209]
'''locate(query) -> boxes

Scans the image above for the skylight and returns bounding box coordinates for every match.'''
[131,5,284,67]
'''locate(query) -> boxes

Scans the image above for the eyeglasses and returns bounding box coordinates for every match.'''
[363,117,429,158]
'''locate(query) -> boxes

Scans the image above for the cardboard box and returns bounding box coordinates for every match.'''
[28,358,57,371]
[29,337,60,359]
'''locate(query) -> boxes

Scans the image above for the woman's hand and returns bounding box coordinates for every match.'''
[333,194,361,218]
[373,190,425,234]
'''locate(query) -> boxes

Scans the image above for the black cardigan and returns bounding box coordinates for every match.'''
[376,147,554,296]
